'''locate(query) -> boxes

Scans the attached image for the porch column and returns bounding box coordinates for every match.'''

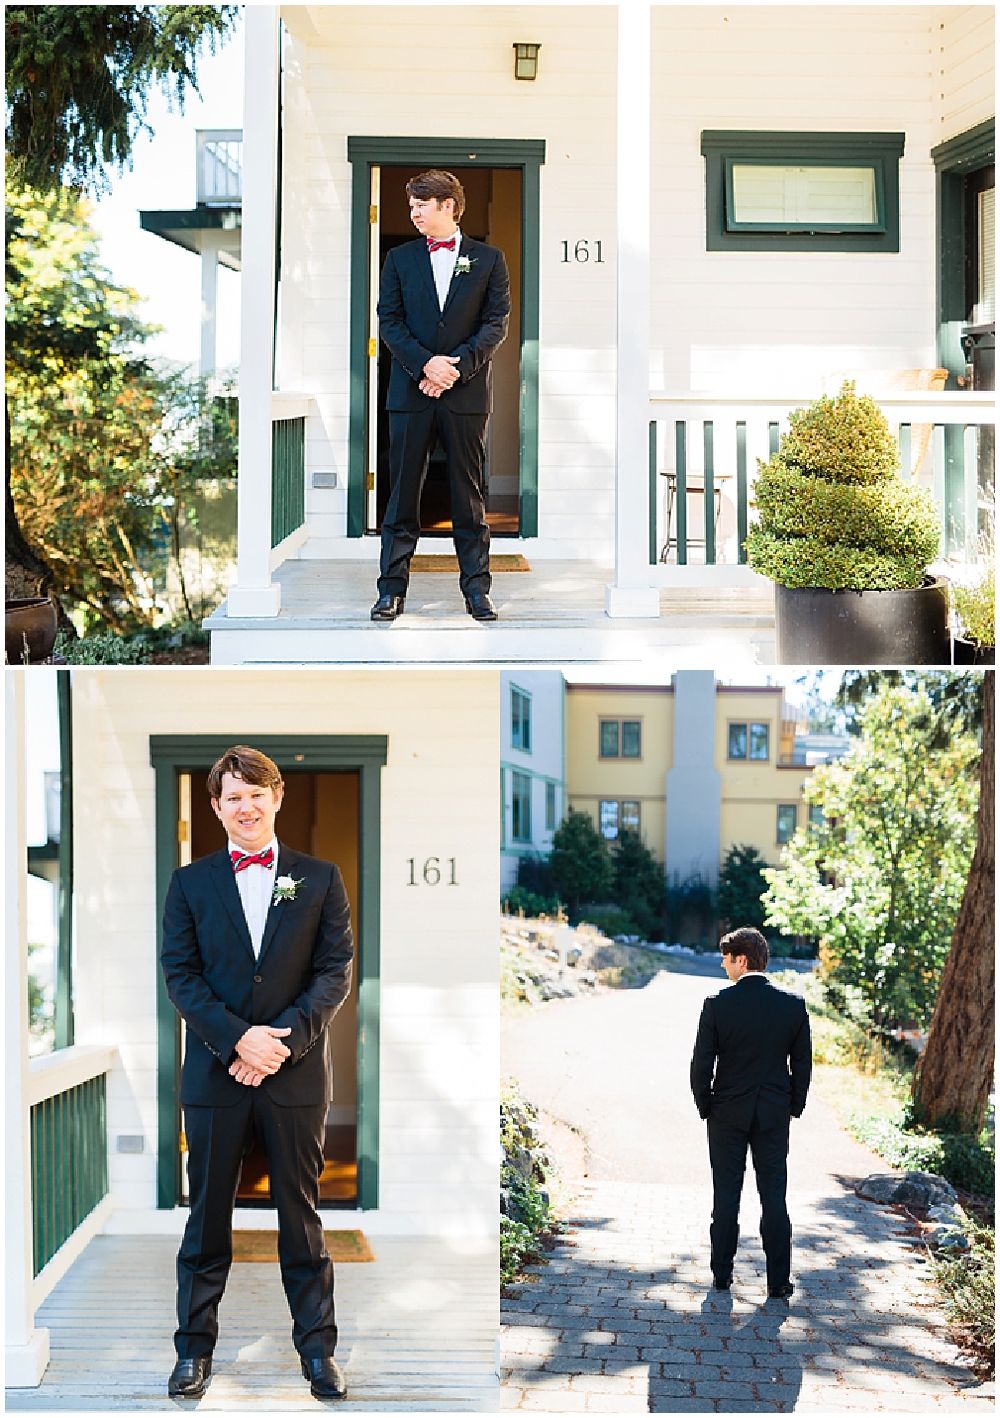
[227,5,281,618]
[606,0,659,619]
[199,234,221,378]
[5,674,50,1386]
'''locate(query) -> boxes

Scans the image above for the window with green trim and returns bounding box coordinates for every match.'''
[512,771,532,843]
[511,686,531,753]
[701,131,904,252]
[600,719,642,758]
[545,781,557,832]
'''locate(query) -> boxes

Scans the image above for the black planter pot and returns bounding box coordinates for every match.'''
[953,637,995,665]
[774,577,950,666]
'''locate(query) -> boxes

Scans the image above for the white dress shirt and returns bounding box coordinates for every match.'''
[428,227,461,310]
[229,836,278,960]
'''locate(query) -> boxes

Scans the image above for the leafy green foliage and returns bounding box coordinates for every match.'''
[7,184,237,629]
[548,809,613,917]
[502,885,562,919]
[5,5,238,193]
[664,871,717,948]
[501,1080,556,1286]
[718,844,769,933]
[849,1114,995,1197]
[933,1215,995,1377]
[952,562,996,649]
[746,382,941,590]
[763,685,978,1028]
[610,830,664,940]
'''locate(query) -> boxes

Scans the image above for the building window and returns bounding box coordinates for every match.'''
[728,721,769,761]
[808,804,825,831]
[599,800,620,840]
[777,804,798,844]
[511,686,531,752]
[545,781,557,831]
[512,771,532,843]
[621,800,641,833]
[701,130,904,253]
[600,719,642,758]
[500,767,505,849]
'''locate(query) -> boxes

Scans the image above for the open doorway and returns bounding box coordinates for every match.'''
[179,770,361,1208]
[370,164,523,537]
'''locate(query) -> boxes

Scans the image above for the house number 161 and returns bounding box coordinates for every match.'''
[561,240,604,263]
[407,857,459,886]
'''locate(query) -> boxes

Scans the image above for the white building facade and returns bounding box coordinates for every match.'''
[500,669,566,891]
[213,2,994,657]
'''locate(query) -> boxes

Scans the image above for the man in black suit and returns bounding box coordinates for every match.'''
[161,745,353,1400]
[690,927,812,1299]
[371,168,511,624]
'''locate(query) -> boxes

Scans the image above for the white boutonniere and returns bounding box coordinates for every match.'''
[272,875,305,904]
[454,255,476,276]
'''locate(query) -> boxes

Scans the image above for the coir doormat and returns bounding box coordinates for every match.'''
[232,1230,375,1263]
[409,554,530,573]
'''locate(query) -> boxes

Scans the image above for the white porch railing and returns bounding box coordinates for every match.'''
[648,392,996,582]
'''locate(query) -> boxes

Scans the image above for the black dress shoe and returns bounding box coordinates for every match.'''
[300,1355,347,1399]
[465,591,498,621]
[370,593,405,622]
[168,1356,212,1398]
[713,1276,732,1291]
[768,1281,794,1299]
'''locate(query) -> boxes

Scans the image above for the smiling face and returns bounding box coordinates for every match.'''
[211,771,283,852]
[409,194,458,240]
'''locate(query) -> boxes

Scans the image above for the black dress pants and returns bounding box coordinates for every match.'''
[707,1104,792,1289]
[378,402,491,598]
[175,1091,336,1360]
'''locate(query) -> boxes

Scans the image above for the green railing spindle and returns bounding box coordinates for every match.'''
[31,1074,108,1276]
[271,416,306,549]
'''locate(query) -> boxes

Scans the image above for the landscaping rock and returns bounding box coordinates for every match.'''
[855,1170,958,1208]
[926,1204,970,1250]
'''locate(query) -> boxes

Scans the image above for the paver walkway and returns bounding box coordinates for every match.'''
[7,1235,497,1411]
[501,972,993,1413]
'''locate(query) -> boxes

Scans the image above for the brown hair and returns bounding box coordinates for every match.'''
[720,927,769,972]
[405,169,466,222]
[207,745,284,801]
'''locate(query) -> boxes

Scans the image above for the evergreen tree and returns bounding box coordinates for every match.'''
[718,844,769,934]
[611,830,664,939]
[548,809,613,918]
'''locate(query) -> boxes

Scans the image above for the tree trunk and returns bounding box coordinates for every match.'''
[5,397,54,598]
[911,671,995,1133]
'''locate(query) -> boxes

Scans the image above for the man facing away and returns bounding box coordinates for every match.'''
[161,745,354,1400]
[690,927,812,1299]
[371,168,511,624]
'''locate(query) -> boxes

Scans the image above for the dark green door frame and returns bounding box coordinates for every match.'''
[931,118,995,383]
[150,733,388,1212]
[345,136,546,540]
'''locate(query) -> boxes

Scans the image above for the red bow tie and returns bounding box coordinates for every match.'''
[427,236,457,253]
[231,847,275,873]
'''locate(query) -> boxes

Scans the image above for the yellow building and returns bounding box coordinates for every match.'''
[566,672,823,881]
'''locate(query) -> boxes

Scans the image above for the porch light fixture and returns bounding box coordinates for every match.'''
[513,43,541,80]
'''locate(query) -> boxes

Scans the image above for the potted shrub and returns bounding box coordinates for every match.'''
[746,383,948,664]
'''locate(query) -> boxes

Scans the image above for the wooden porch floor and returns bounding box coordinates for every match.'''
[6,1235,498,1411]
[207,559,776,666]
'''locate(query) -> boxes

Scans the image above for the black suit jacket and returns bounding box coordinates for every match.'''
[690,974,812,1130]
[161,845,353,1108]
[377,234,511,413]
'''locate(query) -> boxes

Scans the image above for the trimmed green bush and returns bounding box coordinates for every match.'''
[746,382,941,591]
[952,560,995,649]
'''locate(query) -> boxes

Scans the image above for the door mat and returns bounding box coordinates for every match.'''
[409,554,530,573]
[232,1230,375,1263]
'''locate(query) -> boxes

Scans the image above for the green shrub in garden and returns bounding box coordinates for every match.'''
[746,382,941,590]
[933,1215,995,1378]
[501,1080,556,1286]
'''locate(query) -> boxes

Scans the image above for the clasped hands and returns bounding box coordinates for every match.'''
[229,1024,292,1087]
[419,354,460,399]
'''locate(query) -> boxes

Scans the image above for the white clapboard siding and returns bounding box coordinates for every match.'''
[937,7,995,138]
[70,670,499,1231]
[4,1236,498,1412]
[273,5,991,563]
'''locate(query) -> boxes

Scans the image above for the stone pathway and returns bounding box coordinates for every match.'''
[502,1181,992,1412]
[501,975,994,1413]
